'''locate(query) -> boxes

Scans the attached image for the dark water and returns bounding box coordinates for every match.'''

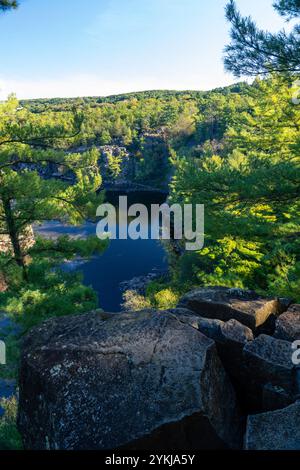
[36,191,168,312]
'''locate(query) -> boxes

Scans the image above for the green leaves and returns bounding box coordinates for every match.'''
[0,96,105,289]
[170,76,300,301]
[273,0,300,19]
[225,0,300,76]
[0,0,18,13]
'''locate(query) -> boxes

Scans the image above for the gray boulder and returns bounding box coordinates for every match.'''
[220,318,254,345]
[168,308,224,342]
[0,379,17,417]
[153,310,255,413]
[262,383,293,412]
[245,401,300,450]
[274,305,300,342]
[18,309,242,450]
[217,319,253,377]
[171,311,253,349]
[177,287,282,330]
[243,335,297,411]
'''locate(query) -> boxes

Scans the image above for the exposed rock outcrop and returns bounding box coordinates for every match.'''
[274,305,300,342]
[17,286,299,450]
[177,287,282,330]
[245,401,300,450]
[120,270,168,297]
[18,309,242,450]
[243,334,298,411]
[170,309,253,377]
[175,290,299,413]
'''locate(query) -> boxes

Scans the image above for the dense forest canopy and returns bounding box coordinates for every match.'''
[1,74,298,312]
[0,73,299,312]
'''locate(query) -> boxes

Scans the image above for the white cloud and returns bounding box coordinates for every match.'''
[0,72,235,101]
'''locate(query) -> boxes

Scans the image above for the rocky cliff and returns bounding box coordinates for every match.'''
[17,287,300,450]
[17,133,171,194]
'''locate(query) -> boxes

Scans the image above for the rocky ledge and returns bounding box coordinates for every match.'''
[17,287,300,450]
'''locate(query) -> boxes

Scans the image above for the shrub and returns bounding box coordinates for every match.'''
[0,397,22,450]
[121,290,151,311]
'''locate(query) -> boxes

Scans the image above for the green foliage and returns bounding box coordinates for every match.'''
[225,0,300,76]
[0,259,99,329]
[106,151,123,178]
[170,76,300,301]
[122,283,179,311]
[146,281,180,309]
[121,290,151,311]
[273,0,300,20]
[0,397,22,450]
[0,96,104,280]
[12,85,250,189]
[151,288,179,310]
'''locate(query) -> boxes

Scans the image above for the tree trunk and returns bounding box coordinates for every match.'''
[1,196,28,281]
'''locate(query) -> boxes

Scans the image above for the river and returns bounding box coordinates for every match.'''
[36,191,168,312]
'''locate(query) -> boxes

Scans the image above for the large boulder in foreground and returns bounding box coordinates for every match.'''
[178,287,282,330]
[274,305,300,342]
[18,310,242,450]
[245,401,300,450]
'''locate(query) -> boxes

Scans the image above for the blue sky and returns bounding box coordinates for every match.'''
[0,0,289,99]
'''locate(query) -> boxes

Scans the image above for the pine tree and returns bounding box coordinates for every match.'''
[224,0,300,76]
[0,96,103,281]
[0,1,18,13]
[170,77,300,299]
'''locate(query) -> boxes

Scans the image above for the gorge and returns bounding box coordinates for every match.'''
[35,190,169,312]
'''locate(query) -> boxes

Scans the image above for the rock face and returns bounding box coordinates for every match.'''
[17,286,299,450]
[177,287,282,330]
[274,305,300,342]
[215,320,254,389]
[243,334,298,411]
[245,401,300,450]
[244,335,295,391]
[172,302,298,413]
[18,309,242,450]
[171,310,253,377]
[172,310,256,411]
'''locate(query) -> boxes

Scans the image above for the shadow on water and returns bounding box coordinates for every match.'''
[36,191,168,312]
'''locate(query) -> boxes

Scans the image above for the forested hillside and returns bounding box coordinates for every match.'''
[20,78,299,304]
[2,75,299,311]
[17,84,249,188]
